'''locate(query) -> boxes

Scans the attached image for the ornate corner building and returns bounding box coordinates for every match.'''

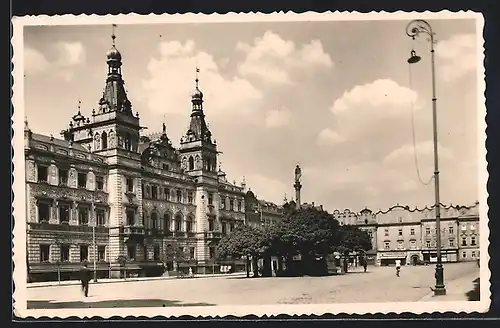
[333,202,480,266]
[24,33,254,282]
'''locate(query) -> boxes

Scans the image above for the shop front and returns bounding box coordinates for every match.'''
[378,251,407,266]
[421,249,458,263]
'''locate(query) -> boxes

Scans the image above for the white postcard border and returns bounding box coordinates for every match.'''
[12,10,490,318]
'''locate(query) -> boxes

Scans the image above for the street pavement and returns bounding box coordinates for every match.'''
[27,262,480,308]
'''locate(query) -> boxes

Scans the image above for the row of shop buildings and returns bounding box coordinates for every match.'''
[333,202,481,266]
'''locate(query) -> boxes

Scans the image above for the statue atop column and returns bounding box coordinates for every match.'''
[294,164,302,210]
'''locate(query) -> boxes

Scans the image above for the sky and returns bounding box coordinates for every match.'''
[22,18,482,213]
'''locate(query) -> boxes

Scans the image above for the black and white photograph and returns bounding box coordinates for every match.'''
[12,11,489,318]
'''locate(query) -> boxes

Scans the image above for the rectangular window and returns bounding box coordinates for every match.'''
[449,239,455,247]
[208,194,213,205]
[410,228,415,235]
[77,172,87,189]
[59,203,70,224]
[189,247,195,259]
[126,178,134,193]
[186,219,193,232]
[37,165,48,183]
[471,236,476,246]
[177,190,182,203]
[164,188,170,201]
[229,199,234,211]
[471,251,476,258]
[209,247,215,259]
[448,226,454,234]
[162,163,169,170]
[96,176,104,190]
[384,228,389,237]
[127,245,136,260]
[397,240,404,249]
[59,168,68,186]
[221,198,226,210]
[151,186,158,200]
[60,245,70,262]
[426,227,430,235]
[188,192,193,204]
[384,241,390,249]
[38,202,51,222]
[222,223,227,234]
[175,219,182,232]
[96,209,106,226]
[398,229,403,236]
[126,209,135,226]
[98,246,106,262]
[78,207,89,225]
[426,240,431,248]
[40,245,50,263]
[208,219,214,231]
[153,245,160,261]
[410,240,417,249]
[462,251,467,259]
[462,237,467,246]
[80,245,88,262]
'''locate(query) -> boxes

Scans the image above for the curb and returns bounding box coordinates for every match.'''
[27,272,247,289]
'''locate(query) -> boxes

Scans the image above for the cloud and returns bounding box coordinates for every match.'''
[317,128,346,146]
[331,79,418,116]
[141,40,263,118]
[265,107,292,128]
[24,41,86,81]
[436,34,477,82]
[245,173,288,205]
[24,47,49,74]
[237,31,333,84]
[384,141,454,164]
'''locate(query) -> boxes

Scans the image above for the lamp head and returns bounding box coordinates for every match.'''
[407,49,421,64]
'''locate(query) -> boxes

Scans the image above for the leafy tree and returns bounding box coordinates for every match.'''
[215,224,263,278]
[338,225,372,253]
[278,207,342,275]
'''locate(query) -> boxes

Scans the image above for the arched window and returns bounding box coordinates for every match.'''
[188,156,194,170]
[125,132,131,150]
[175,214,183,231]
[101,131,108,150]
[164,213,171,231]
[151,212,159,230]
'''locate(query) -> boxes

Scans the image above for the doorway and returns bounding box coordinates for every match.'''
[411,255,419,265]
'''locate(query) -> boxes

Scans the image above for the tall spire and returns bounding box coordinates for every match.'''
[96,23,133,116]
[182,67,213,144]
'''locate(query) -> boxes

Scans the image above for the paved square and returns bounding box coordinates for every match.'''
[27,262,479,308]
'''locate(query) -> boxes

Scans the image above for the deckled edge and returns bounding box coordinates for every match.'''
[11,10,490,320]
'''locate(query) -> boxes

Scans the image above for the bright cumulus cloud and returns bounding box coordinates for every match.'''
[436,34,477,82]
[331,79,418,115]
[237,31,333,84]
[24,41,86,81]
[317,128,345,146]
[141,40,263,117]
[384,141,454,164]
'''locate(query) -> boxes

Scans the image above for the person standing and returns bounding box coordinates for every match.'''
[395,259,401,277]
[80,263,91,297]
[361,256,368,273]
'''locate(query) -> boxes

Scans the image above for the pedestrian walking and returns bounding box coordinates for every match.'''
[395,259,401,277]
[80,263,91,297]
[361,256,367,272]
[188,266,193,278]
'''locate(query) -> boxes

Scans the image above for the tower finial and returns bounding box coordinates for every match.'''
[111,24,117,45]
[195,67,200,89]
[77,99,82,114]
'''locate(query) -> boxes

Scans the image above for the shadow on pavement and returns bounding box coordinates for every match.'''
[28,299,215,309]
[465,277,480,301]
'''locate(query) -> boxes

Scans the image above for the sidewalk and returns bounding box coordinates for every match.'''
[27,272,247,289]
[417,271,479,302]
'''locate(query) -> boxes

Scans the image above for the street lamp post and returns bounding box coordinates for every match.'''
[406,19,446,296]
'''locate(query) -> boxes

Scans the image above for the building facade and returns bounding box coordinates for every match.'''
[25,33,257,281]
[333,202,480,266]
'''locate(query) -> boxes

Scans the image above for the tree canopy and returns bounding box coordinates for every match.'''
[215,224,263,260]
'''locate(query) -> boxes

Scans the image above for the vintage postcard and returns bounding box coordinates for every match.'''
[12,11,489,318]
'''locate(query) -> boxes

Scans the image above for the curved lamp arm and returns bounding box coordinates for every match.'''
[406,19,435,46]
